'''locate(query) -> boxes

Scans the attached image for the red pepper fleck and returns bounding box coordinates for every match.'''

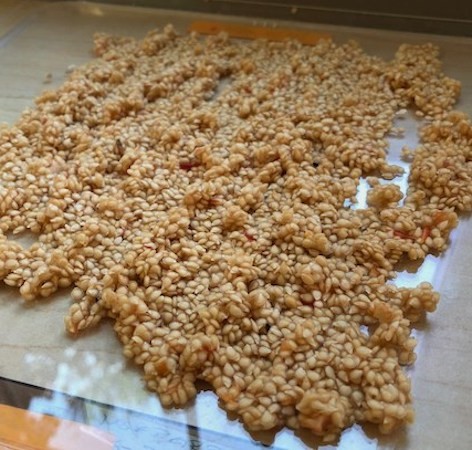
[432,210,449,226]
[179,160,201,171]
[420,226,431,242]
[243,231,255,241]
[393,230,413,240]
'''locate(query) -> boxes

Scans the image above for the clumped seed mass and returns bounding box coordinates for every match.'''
[0,26,471,442]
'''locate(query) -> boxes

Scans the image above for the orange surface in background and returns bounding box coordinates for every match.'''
[190,20,331,45]
[0,404,114,450]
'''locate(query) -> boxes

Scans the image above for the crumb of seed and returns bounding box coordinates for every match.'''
[389,127,405,137]
[43,72,53,84]
[0,26,470,443]
[366,176,380,187]
[401,146,415,162]
[367,184,403,209]
[65,64,76,74]
[395,108,407,117]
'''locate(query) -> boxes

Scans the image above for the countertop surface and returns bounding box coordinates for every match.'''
[0,2,471,449]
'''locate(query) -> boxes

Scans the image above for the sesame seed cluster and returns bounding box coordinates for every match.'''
[0,26,471,442]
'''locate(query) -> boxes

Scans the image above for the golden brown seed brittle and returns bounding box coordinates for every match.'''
[0,26,471,443]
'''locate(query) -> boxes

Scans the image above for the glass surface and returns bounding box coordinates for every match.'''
[0,2,471,449]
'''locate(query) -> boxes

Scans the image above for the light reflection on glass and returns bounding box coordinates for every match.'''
[0,403,114,450]
[10,355,382,450]
[346,109,421,211]
[335,424,378,450]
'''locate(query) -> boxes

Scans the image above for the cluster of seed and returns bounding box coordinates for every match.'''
[0,26,471,442]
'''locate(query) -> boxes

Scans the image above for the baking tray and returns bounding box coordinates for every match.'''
[0,2,471,449]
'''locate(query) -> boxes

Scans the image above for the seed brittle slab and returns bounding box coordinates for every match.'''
[0,26,471,443]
